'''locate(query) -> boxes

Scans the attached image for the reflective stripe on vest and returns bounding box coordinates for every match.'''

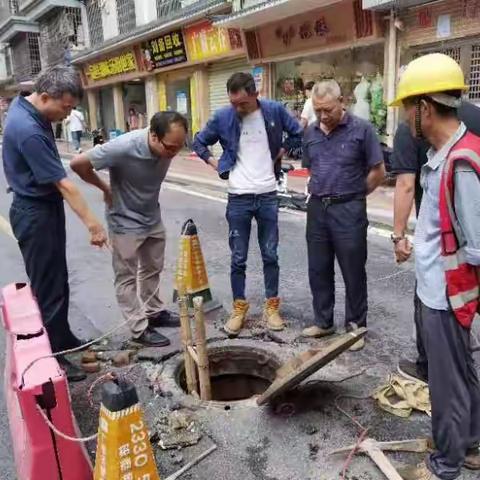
[440,132,480,328]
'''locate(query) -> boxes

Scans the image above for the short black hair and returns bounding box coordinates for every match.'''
[34,65,83,100]
[227,72,257,95]
[150,111,188,139]
[305,81,315,91]
[405,90,462,118]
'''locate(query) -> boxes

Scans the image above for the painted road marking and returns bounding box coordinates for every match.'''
[0,214,14,239]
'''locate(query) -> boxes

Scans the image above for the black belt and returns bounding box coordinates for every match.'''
[311,193,363,206]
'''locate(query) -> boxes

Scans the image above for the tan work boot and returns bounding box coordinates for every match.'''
[263,297,285,331]
[348,322,366,352]
[398,462,440,480]
[224,300,249,337]
[301,325,336,338]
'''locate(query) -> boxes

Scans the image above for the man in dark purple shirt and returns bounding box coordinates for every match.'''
[301,80,385,350]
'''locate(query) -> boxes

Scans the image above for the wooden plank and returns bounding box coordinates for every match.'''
[256,328,367,405]
[179,295,198,395]
[193,296,212,401]
[361,439,404,480]
[330,438,429,455]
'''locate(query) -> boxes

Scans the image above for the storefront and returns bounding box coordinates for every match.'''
[398,0,480,105]
[243,0,387,136]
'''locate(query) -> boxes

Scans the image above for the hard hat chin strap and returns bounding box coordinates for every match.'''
[415,101,424,139]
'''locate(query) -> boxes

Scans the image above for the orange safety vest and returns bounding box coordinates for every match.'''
[439,131,480,328]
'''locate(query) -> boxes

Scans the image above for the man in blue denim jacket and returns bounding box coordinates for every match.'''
[193,72,302,336]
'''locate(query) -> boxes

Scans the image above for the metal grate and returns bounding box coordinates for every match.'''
[39,7,84,67]
[11,32,41,82]
[469,45,480,100]
[156,0,219,21]
[117,0,136,35]
[440,47,461,63]
[86,0,104,47]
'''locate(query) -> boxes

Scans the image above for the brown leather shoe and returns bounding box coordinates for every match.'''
[465,445,480,470]
[224,300,249,337]
[263,297,285,331]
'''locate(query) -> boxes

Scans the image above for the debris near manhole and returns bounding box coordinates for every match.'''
[95,349,136,362]
[81,351,97,363]
[164,444,217,480]
[301,424,318,436]
[82,361,101,373]
[112,351,133,367]
[372,374,430,418]
[308,443,319,460]
[154,409,202,450]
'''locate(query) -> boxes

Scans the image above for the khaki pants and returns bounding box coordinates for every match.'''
[110,223,166,337]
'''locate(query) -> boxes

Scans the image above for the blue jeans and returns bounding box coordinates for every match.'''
[226,192,279,300]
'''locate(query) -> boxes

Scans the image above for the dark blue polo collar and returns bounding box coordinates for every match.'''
[17,95,52,130]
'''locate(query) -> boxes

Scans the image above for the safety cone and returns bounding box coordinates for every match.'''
[173,219,221,313]
[94,377,160,480]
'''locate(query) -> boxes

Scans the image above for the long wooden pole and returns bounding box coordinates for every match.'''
[193,296,212,401]
[179,295,197,395]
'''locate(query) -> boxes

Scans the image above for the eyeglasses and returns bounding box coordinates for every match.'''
[160,139,182,154]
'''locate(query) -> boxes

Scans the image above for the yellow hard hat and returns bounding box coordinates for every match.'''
[390,53,468,107]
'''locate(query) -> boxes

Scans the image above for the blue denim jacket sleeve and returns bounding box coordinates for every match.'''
[192,113,220,162]
[278,104,303,150]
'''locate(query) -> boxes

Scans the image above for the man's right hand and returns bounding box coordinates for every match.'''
[207,157,218,171]
[89,222,108,248]
[394,238,413,264]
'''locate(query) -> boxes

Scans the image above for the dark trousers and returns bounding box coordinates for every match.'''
[306,197,368,329]
[413,289,429,379]
[9,195,76,352]
[418,301,480,479]
[226,192,279,300]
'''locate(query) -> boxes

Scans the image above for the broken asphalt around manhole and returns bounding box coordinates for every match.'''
[69,307,476,480]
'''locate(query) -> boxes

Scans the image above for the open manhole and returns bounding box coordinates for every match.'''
[175,345,282,403]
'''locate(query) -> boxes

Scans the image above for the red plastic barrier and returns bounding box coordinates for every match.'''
[1,283,93,480]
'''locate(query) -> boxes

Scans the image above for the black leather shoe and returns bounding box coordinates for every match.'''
[57,356,87,382]
[133,326,171,347]
[148,310,180,328]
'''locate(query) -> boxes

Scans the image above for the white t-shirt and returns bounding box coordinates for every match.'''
[228,109,276,195]
[301,98,317,126]
[69,109,85,132]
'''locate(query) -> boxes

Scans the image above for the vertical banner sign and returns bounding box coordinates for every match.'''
[141,30,187,71]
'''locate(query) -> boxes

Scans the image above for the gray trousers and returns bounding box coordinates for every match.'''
[419,300,480,479]
[110,223,166,337]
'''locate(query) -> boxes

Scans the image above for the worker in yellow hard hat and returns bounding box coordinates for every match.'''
[391,53,480,480]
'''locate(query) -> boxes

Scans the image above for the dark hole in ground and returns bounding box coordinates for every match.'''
[176,345,282,402]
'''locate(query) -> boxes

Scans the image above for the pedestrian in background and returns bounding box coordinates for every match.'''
[390,53,480,479]
[300,81,316,128]
[193,72,303,337]
[71,111,188,347]
[67,105,85,153]
[2,65,108,382]
[301,80,385,351]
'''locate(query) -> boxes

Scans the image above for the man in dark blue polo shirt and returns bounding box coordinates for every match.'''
[301,80,385,351]
[2,65,107,381]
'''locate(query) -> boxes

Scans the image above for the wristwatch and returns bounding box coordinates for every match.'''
[391,233,406,244]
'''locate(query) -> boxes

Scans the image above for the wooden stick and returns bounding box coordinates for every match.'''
[361,439,403,480]
[330,438,429,455]
[187,345,200,366]
[164,444,217,480]
[193,296,212,401]
[178,295,198,395]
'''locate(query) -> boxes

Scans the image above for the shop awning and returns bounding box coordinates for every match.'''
[212,0,343,29]
[362,0,433,10]
[0,16,39,43]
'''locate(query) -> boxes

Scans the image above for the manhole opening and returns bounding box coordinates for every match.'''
[175,345,281,403]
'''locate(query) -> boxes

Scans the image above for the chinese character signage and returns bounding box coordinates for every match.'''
[86,50,138,81]
[249,1,379,61]
[184,21,243,62]
[141,29,187,71]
